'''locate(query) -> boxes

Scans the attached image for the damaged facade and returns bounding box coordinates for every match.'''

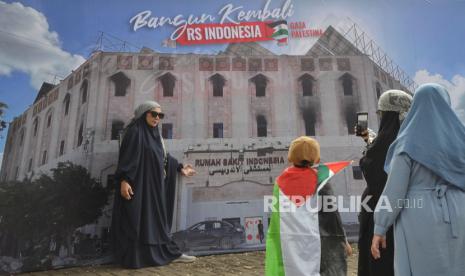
[1,26,409,244]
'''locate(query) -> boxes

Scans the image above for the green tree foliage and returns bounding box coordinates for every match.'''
[0,162,110,258]
[0,102,7,117]
[0,101,7,132]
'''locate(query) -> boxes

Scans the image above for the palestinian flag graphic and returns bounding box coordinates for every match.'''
[268,20,289,46]
[265,161,352,276]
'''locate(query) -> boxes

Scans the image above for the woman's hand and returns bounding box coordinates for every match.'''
[345,241,353,257]
[371,234,387,259]
[181,164,196,177]
[360,129,370,143]
[120,180,134,200]
[354,125,370,143]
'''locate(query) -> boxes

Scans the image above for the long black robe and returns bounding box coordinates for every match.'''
[111,117,181,268]
[319,183,347,276]
[358,111,399,276]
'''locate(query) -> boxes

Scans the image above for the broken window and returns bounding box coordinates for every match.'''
[210,74,226,97]
[299,74,315,96]
[111,121,124,140]
[59,140,65,156]
[63,94,71,116]
[33,117,39,137]
[46,112,52,128]
[81,80,88,104]
[41,150,47,165]
[160,73,176,97]
[251,74,267,97]
[77,123,84,146]
[257,115,267,137]
[302,109,316,136]
[345,106,357,135]
[341,74,354,96]
[162,123,173,139]
[110,72,131,97]
[213,123,224,138]
[376,82,382,99]
[19,129,25,146]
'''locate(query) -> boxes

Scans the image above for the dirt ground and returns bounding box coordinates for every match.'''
[24,245,358,276]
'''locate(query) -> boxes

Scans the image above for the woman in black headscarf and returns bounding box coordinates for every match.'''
[111,101,196,269]
[357,90,412,276]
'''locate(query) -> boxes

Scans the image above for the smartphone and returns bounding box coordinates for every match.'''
[356,112,368,136]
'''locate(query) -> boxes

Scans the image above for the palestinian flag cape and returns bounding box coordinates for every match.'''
[265,161,352,276]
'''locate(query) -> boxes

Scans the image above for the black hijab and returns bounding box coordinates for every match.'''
[360,111,400,206]
[112,113,174,245]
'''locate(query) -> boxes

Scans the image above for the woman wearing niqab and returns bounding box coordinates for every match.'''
[358,89,412,276]
[371,83,465,275]
[111,101,195,268]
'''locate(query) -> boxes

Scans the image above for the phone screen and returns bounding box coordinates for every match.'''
[356,112,368,136]
[357,113,368,127]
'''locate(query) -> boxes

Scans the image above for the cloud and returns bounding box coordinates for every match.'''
[0,1,85,89]
[414,70,465,123]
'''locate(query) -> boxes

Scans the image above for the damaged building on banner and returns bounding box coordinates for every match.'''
[1,25,415,245]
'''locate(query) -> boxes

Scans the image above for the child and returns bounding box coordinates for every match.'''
[265,136,351,276]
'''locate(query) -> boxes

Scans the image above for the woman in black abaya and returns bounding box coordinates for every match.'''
[357,90,412,276]
[111,101,196,268]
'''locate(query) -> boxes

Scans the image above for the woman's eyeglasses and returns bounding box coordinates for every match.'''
[149,111,165,119]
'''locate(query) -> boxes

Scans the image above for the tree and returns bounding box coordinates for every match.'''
[0,162,109,258]
[0,102,7,117]
[0,102,7,133]
[0,178,47,257]
[40,162,109,253]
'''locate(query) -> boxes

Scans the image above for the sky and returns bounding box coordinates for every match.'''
[1,0,465,167]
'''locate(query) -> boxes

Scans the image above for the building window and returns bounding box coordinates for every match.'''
[376,82,382,99]
[28,158,33,172]
[222,218,241,228]
[213,123,224,138]
[59,140,65,156]
[302,109,316,136]
[81,80,88,104]
[46,113,52,128]
[210,74,225,97]
[77,123,84,146]
[33,118,39,137]
[299,74,315,96]
[111,121,124,140]
[251,74,267,97]
[19,129,25,146]
[353,166,363,180]
[160,73,175,97]
[257,115,267,137]
[346,107,357,135]
[110,72,131,97]
[161,123,173,139]
[63,94,71,116]
[341,74,354,96]
[41,150,47,165]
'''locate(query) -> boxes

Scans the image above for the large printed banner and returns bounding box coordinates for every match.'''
[175,21,286,45]
[3,0,460,274]
[129,0,322,47]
